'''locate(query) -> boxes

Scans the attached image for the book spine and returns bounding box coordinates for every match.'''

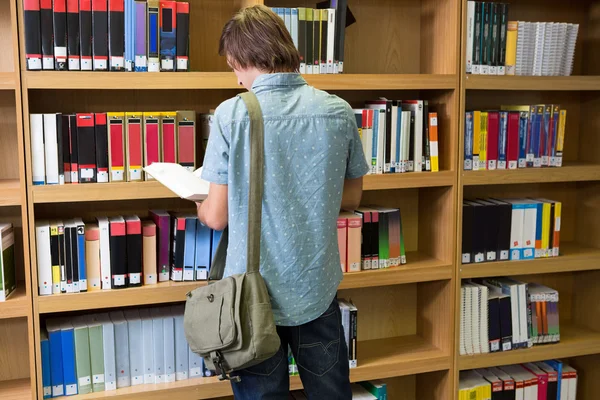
[95,113,109,183]
[76,113,97,183]
[473,1,482,74]
[92,0,108,70]
[489,3,499,75]
[464,112,473,170]
[175,2,189,71]
[298,8,306,74]
[480,2,490,75]
[498,111,508,169]
[80,0,93,70]
[142,222,157,284]
[24,0,43,70]
[67,0,80,70]
[498,3,508,75]
[108,0,125,70]
[466,1,475,74]
[507,111,519,169]
[159,1,176,71]
[147,0,160,71]
[110,219,127,288]
[126,218,142,286]
[53,0,68,70]
[134,0,147,71]
[124,0,134,71]
[556,109,566,167]
[320,9,327,74]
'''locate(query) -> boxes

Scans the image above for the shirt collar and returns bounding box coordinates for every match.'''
[251,73,307,92]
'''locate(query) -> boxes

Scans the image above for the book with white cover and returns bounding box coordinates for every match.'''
[143,163,210,201]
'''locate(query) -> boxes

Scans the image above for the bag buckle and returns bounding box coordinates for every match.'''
[212,352,241,383]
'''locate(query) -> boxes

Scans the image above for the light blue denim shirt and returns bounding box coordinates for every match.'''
[201,73,369,326]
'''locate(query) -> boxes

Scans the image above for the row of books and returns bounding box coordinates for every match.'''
[356,100,440,174]
[24,0,190,71]
[465,1,579,76]
[464,105,567,171]
[0,223,16,302]
[271,2,348,74]
[291,381,386,399]
[460,278,560,356]
[35,211,222,295]
[30,111,196,185]
[41,306,213,398]
[460,362,577,400]
[462,198,561,264]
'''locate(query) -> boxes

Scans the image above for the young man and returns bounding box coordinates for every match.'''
[197,5,369,399]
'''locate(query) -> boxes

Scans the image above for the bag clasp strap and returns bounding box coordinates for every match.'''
[211,351,241,383]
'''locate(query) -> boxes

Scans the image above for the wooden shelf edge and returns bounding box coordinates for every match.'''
[0,378,31,400]
[22,71,457,90]
[0,179,22,206]
[460,242,600,279]
[0,72,17,90]
[0,286,30,319]
[61,337,449,399]
[39,258,451,313]
[462,164,600,186]
[458,324,600,370]
[364,171,454,191]
[465,75,600,91]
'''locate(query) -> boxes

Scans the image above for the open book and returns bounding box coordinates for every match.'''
[143,163,210,201]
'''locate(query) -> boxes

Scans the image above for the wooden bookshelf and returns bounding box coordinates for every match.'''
[0,72,17,90]
[0,378,31,400]
[0,287,30,319]
[465,75,600,91]
[462,163,600,186]
[0,179,21,206]
[458,323,600,370]
[22,71,457,91]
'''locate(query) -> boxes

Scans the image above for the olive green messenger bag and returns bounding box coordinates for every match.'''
[183,91,281,382]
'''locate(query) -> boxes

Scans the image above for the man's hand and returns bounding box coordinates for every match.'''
[197,183,228,230]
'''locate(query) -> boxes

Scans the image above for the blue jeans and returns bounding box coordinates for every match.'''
[230,298,352,399]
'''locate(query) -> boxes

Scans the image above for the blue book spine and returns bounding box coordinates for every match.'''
[183,217,197,281]
[551,107,560,166]
[395,105,402,173]
[464,111,474,170]
[545,359,563,399]
[159,2,176,71]
[210,230,223,267]
[41,337,52,398]
[498,111,508,169]
[148,5,159,71]
[48,329,64,397]
[371,110,379,174]
[195,223,211,280]
[125,0,134,70]
[77,224,87,291]
[61,327,78,395]
[530,106,542,167]
[518,111,528,168]
[542,106,551,167]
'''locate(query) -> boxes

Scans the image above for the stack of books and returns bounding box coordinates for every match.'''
[35,211,222,295]
[30,111,196,185]
[464,105,567,171]
[271,1,348,74]
[465,1,579,76]
[460,362,578,400]
[356,100,440,175]
[460,278,560,355]
[41,306,213,398]
[462,198,561,264]
[23,0,190,72]
[0,223,16,302]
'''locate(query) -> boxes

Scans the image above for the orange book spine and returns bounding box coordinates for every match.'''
[337,216,347,273]
[346,215,362,272]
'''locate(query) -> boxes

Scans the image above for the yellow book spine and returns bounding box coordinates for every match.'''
[473,111,481,170]
[480,112,488,170]
[556,109,567,167]
[506,21,518,75]
[542,203,550,257]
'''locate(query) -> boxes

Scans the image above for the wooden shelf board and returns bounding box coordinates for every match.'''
[460,242,600,279]
[364,171,454,191]
[0,286,29,319]
[33,172,455,203]
[39,257,450,313]
[0,180,21,206]
[0,378,31,400]
[462,163,600,186]
[22,72,457,90]
[340,253,452,289]
[0,72,17,90]
[459,324,600,370]
[65,336,448,400]
[465,75,600,91]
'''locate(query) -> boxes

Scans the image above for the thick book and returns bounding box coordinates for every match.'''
[53,0,68,70]
[79,0,93,70]
[142,221,157,285]
[41,0,54,69]
[24,0,43,70]
[124,0,134,70]
[85,223,101,290]
[147,0,160,72]
[68,115,80,183]
[67,0,80,69]
[107,112,125,182]
[95,113,109,183]
[161,112,177,163]
[159,0,177,71]
[36,221,53,296]
[72,317,92,394]
[144,163,209,201]
[125,112,143,181]
[194,222,211,280]
[134,0,147,71]
[109,216,127,288]
[76,113,97,183]
[41,330,52,398]
[143,112,161,179]
[150,210,171,282]
[108,0,125,70]
[175,2,189,71]
[125,215,142,287]
[0,224,16,301]
[176,111,196,172]
[92,0,108,70]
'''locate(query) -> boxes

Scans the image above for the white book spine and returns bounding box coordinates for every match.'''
[402,111,410,173]
[152,310,165,384]
[43,114,59,184]
[390,105,398,172]
[377,111,385,175]
[414,102,424,172]
[163,312,176,383]
[36,222,53,296]
[470,286,481,354]
[327,9,335,74]
[518,283,528,347]
[125,311,144,386]
[189,347,203,378]
[479,285,489,353]
[140,311,155,384]
[510,284,521,348]
[459,287,467,355]
[111,315,131,388]
[464,285,474,355]
[30,114,46,185]
[466,1,475,74]
[174,311,189,381]
[522,205,537,259]
[97,217,112,289]
[102,319,117,391]
[510,205,524,260]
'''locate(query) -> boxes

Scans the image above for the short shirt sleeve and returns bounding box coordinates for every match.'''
[201,110,230,185]
[345,116,370,179]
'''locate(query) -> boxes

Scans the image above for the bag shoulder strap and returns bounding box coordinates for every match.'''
[208,91,264,280]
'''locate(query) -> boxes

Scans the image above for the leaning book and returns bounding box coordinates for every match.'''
[143,163,210,201]
[0,223,16,301]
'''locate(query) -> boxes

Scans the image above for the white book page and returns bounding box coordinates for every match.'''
[144,163,210,201]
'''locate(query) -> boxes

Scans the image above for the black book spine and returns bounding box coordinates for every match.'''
[61,115,71,183]
[408,113,415,171]
[66,0,80,70]
[481,2,491,72]
[53,0,68,70]
[384,101,392,173]
[110,220,128,288]
[499,3,508,71]
[24,0,43,70]
[175,3,189,71]
[371,212,379,268]
[40,0,54,69]
[79,0,93,70]
[333,0,347,73]
[70,225,80,289]
[56,114,64,184]
[64,225,73,291]
[313,9,320,73]
[69,115,79,183]
[50,226,60,293]
[490,3,499,69]
[126,221,142,287]
[423,100,431,171]
[473,2,482,69]
[76,113,97,183]
[298,8,306,73]
[320,9,327,73]
[108,0,125,70]
[462,203,473,264]
[305,9,313,72]
[92,0,108,70]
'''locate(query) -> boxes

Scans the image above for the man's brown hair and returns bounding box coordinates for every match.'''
[219,5,300,73]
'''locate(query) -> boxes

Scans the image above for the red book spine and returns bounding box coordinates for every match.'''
[162,118,176,163]
[109,116,125,181]
[144,118,160,171]
[126,116,142,181]
[487,111,499,170]
[507,111,520,169]
[177,120,194,169]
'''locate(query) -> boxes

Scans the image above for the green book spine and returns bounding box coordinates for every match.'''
[379,212,390,268]
[399,210,406,264]
[74,325,93,394]
[88,324,105,392]
[0,224,16,301]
